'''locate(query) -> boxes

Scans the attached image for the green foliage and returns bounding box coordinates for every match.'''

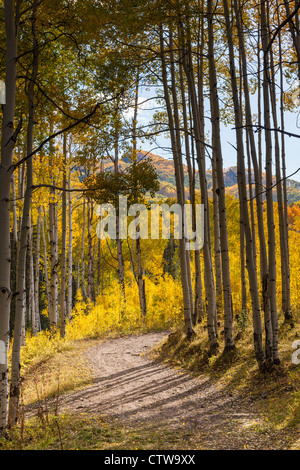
[85,158,160,206]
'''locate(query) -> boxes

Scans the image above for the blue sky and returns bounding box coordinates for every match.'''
[132,91,300,184]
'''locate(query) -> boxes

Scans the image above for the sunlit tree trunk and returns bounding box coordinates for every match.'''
[278,15,292,323]
[207,0,235,352]
[160,24,195,338]
[60,134,67,337]
[0,0,21,433]
[234,0,272,360]
[8,0,38,426]
[28,216,36,332]
[87,198,95,303]
[223,0,265,367]
[42,214,51,316]
[81,198,87,299]
[114,123,126,300]
[67,172,73,318]
[261,0,280,364]
[178,19,218,348]
[179,61,204,325]
[34,206,41,335]
[211,155,223,317]
[49,199,58,330]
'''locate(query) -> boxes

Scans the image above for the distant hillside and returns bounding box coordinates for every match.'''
[102,150,300,205]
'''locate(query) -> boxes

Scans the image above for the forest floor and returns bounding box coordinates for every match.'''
[23,330,299,450]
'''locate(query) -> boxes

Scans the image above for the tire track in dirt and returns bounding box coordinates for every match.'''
[48,331,291,449]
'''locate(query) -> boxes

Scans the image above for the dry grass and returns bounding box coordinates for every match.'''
[151,313,300,445]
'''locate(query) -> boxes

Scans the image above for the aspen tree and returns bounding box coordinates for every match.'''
[206,0,235,351]
[261,0,280,364]
[67,172,73,318]
[233,0,272,360]
[87,198,95,303]
[277,10,292,323]
[60,134,67,337]
[42,213,51,316]
[178,59,204,324]
[177,16,218,349]
[34,207,41,335]
[222,0,265,367]
[159,23,195,339]
[8,0,39,427]
[132,73,147,317]
[81,198,87,299]
[0,0,22,433]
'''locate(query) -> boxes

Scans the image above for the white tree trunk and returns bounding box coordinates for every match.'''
[1,0,23,431]
[60,135,67,337]
[67,172,73,318]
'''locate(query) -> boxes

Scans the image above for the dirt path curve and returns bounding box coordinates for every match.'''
[55,332,288,449]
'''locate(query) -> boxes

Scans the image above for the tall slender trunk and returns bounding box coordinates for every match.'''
[42,214,51,316]
[278,13,292,323]
[81,198,87,299]
[261,0,280,364]
[8,1,38,426]
[67,172,73,318]
[34,206,41,334]
[207,0,235,351]
[28,216,36,332]
[179,61,203,325]
[222,0,265,367]
[177,20,218,347]
[49,199,58,330]
[60,135,67,337]
[113,122,126,300]
[211,155,223,315]
[234,0,272,359]
[132,72,147,318]
[0,0,22,433]
[159,24,195,338]
[87,198,95,303]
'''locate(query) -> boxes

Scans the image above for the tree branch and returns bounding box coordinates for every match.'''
[11,90,124,172]
[234,124,300,139]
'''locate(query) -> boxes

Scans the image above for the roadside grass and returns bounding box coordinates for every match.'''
[0,413,201,450]
[150,313,300,449]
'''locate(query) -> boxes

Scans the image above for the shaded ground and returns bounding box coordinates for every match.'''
[29,332,295,450]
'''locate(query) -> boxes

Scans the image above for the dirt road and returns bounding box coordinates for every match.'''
[51,331,292,449]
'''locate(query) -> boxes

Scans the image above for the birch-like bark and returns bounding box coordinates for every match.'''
[49,200,58,330]
[28,216,36,332]
[159,24,195,338]
[0,0,21,433]
[87,198,95,303]
[261,0,280,364]
[131,72,147,317]
[8,0,38,426]
[81,198,87,299]
[222,0,265,367]
[269,50,289,318]
[34,207,41,335]
[67,172,73,318]
[207,0,235,351]
[234,0,272,360]
[278,15,292,322]
[178,19,218,348]
[211,155,223,315]
[59,135,67,337]
[179,61,204,324]
[42,214,51,316]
